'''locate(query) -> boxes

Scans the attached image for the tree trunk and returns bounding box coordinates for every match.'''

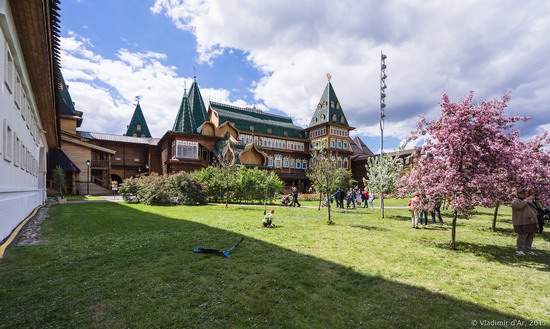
[491,202,500,232]
[225,183,229,208]
[380,193,385,219]
[327,193,332,224]
[451,210,458,250]
[318,192,322,211]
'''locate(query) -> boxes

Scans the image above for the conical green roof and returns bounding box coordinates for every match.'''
[172,80,208,134]
[125,102,152,137]
[309,80,349,128]
[172,88,195,134]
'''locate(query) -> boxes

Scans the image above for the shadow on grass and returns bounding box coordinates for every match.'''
[435,241,549,273]
[349,225,390,232]
[0,203,531,328]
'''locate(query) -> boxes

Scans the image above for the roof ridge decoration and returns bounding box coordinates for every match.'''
[210,101,291,120]
[125,100,152,137]
[309,75,350,128]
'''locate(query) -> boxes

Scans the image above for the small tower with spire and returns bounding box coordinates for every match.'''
[125,96,152,137]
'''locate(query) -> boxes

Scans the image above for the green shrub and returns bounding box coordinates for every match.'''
[118,173,208,206]
[171,172,208,205]
[196,166,283,204]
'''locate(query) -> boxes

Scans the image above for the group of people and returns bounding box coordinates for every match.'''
[331,187,374,209]
[408,192,445,229]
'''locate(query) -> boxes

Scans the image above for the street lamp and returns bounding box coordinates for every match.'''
[380,51,387,218]
[86,160,91,195]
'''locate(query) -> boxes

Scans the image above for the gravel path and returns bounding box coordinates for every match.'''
[15,202,54,247]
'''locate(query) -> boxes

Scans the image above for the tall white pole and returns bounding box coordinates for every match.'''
[380,51,387,218]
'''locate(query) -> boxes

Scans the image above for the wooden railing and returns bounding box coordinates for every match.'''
[91,159,109,168]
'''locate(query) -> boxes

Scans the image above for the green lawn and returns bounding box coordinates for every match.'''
[1,203,549,328]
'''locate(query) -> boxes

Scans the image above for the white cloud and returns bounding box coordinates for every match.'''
[150,0,550,142]
[60,33,244,137]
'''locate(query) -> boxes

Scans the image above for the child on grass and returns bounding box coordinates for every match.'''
[263,209,276,228]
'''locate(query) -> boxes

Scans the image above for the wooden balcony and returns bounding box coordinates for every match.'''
[91,159,110,169]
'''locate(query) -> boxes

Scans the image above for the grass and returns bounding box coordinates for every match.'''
[1,202,549,328]
[63,195,106,201]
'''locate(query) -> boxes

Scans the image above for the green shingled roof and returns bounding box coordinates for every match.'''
[172,89,195,134]
[173,80,208,134]
[210,102,305,139]
[309,81,349,128]
[57,72,83,127]
[125,102,152,137]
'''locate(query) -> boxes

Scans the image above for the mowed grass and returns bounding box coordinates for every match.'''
[0,202,549,328]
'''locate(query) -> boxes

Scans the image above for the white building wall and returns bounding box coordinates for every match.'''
[0,1,48,242]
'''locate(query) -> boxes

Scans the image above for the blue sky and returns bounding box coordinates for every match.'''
[60,0,550,153]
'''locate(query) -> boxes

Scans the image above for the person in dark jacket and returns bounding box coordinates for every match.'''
[511,189,539,256]
[290,187,301,207]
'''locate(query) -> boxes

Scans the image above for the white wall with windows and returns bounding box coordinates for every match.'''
[0,3,48,242]
[240,133,305,152]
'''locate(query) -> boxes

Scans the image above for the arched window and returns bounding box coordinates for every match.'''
[330,139,335,148]
[136,124,141,131]
[336,103,341,110]
[268,156,273,167]
[332,114,337,121]
[343,157,349,169]
[338,157,343,168]
[302,160,308,170]
[340,116,345,124]
[330,101,335,108]
[337,140,342,149]
[320,114,325,121]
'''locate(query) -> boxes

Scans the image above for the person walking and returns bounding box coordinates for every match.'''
[362,188,369,208]
[511,189,539,255]
[368,191,375,208]
[409,192,420,229]
[290,186,301,207]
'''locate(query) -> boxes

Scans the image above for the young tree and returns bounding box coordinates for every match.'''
[402,92,527,249]
[363,150,405,218]
[51,165,66,199]
[307,148,352,224]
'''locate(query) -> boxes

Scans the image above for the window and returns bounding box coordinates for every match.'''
[332,114,337,122]
[283,157,289,168]
[330,139,335,148]
[320,114,325,121]
[337,140,342,149]
[3,120,13,162]
[133,133,137,137]
[250,125,254,132]
[284,131,288,136]
[336,103,341,110]
[274,155,282,168]
[174,140,198,159]
[136,124,141,131]
[340,116,345,124]
[15,74,22,109]
[302,160,307,170]
[21,145,26,170]
[14,136,20,167]
[290,158,295,168]
[296,161,301,169]
[268,156,273,167]
[267,128,272,134]
[330,101,335,108]
[343,141,348,150]
[4,44,14,93]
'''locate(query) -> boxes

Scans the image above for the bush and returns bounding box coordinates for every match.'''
[118,173,208,206]
[196,166,284,204]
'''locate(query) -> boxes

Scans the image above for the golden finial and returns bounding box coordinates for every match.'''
[326,73,332,81]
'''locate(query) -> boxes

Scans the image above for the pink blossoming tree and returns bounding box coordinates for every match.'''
[401,92,530,249]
